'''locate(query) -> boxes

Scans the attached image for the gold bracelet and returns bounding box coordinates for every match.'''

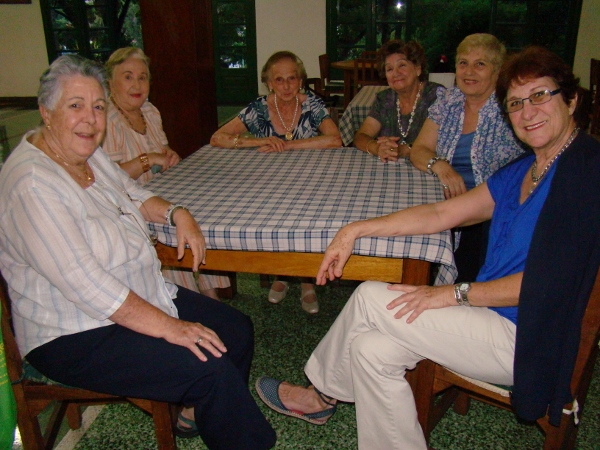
[233,134,240,149]
[139,153,150,173]
[366,140,377,156]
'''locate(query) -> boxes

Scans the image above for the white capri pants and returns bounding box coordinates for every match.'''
[305,281,516,450]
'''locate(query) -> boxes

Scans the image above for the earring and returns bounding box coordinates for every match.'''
[45,124,51,130]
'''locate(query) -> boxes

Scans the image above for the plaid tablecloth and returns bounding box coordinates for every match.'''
[339,85,389,146]
[146,146,457,284]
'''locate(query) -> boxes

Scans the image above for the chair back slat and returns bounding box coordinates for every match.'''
[352,58,383,97]
[0,272,24,382]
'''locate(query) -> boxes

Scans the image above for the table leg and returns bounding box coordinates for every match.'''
[343,70,354,109]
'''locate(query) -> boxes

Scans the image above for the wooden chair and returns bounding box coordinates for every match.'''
[318,54,344,100]
[360,50,378,60]
[352,57,384,98]
[0,273,178,449]
[414,268,600,449]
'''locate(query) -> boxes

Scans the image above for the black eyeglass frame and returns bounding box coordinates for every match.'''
[504,88,562,113]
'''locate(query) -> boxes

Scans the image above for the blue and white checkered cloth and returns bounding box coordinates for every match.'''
[146,145,457,285]
[339,85,389,146]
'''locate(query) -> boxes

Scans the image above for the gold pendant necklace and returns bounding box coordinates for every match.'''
[43,134,93,184]
[274,94,298,141]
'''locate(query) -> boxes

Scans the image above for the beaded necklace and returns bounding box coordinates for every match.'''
[273,94,299,140]
[529,127,579,194]
[396,82,422,145]
[112,97,147,135]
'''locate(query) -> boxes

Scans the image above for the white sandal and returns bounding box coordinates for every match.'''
[268,280,289,304]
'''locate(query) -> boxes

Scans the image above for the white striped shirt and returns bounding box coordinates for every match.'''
[0,133,178,356]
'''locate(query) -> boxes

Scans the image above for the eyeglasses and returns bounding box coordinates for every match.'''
[504,88,562,113]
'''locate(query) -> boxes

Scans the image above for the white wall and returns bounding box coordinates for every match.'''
[573,0,600,89]
[0,0,47,97]
[255,0,326,95]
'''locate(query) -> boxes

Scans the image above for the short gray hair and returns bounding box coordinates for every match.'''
[38,54,109,110]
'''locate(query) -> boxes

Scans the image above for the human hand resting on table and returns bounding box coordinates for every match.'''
[257,136,287,153]
[385,284,456,323]
[163,146,181,168]
[374,136,400,162]
[172,208,207,272]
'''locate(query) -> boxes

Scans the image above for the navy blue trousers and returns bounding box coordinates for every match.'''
[26,287,276,450]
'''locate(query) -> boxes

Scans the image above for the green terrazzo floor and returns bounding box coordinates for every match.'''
[69,273,599,450]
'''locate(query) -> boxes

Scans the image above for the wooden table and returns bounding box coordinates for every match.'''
[147,146,457,288]
[331,59,381,108]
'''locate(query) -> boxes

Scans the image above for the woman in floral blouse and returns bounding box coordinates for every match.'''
[210,51,342,314]
[410,34,525,282]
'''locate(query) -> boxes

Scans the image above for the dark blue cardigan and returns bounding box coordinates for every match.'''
[511,132,600,425]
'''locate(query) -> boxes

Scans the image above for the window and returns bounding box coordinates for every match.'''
[327,0,582,69]
[39,0,143,63]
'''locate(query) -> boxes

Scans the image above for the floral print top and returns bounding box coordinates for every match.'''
[428,87,526,186]
[368,81,445,145]
[238,91,330,139]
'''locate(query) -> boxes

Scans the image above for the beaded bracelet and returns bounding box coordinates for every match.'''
[366,140,377,156]
[166,204,188,226]
[233,134,240,149]
[426,156,449,177]
[139,153,151,173]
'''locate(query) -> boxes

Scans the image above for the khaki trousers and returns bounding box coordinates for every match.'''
[305,281,516,450]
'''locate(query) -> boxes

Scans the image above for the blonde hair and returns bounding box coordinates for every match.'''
[106,47,151,80]
[456,34,506,71]
[260,51,307,90]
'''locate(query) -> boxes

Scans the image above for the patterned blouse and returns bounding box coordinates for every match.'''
[238,91,330,139]
[103,100,168,186]
[367,81,445,145]
[428,87,526,186]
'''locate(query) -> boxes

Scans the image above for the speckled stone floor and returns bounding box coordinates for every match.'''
[63,273,600,450]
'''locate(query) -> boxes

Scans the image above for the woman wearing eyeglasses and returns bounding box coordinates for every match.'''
[409,34,525,282]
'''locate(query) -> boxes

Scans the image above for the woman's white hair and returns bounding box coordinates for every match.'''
[38,54,109,110]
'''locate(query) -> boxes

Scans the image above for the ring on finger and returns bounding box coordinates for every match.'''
[442,184,449,190]
[196,337,203,345]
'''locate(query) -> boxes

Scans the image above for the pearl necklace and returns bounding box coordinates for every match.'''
[43,134,92,184]
[529,127,579,194]
[396,82,422,145]
[273,94,298,141]
[112,97,147,135]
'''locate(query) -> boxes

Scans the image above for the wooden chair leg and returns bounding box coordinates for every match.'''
[452,391,470,415]
[65,403,83,429]
[150,401,177,450]
[216,272,237,299]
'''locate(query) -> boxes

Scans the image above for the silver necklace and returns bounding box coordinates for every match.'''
[396,82,422,145]
[529,127,579,194]
[274,94,299,141]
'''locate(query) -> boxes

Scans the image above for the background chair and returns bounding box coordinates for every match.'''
[0,273,178,450]
[318,54,345,102]
[359,50,378,60]
[414,268,600,449]
[352,57,384,99]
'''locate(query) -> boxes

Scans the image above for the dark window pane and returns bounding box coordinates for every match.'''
[376,22,404,46]
[337,0,369,24]
[496,0,527,23]
[89,29,110,51]
[54,29,79,52]
[375,0,406,22]
[218,24,246,47]
[217,3,246,24]
[220,49,247,68]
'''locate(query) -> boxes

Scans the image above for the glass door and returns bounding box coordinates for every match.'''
[212,0,258,105]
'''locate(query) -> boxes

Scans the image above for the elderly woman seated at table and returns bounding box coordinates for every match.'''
[410,33,525,282]
[211,51,343,313]
[102,47,231,301]
[0,54,276,449]
[256,46,600,449]
[353,40,444,162]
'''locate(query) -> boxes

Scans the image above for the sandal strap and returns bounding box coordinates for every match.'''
[301,289,316,299]
[314,387,336,407]
[177,412,197,430]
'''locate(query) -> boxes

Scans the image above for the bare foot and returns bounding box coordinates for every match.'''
[278,383,336,414]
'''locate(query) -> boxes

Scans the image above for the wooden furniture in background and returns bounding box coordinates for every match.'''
[414,269,600,450]
[318,54,344,101]
[352,57,383,98]
[0,273,178,450]
[139,0,218,159]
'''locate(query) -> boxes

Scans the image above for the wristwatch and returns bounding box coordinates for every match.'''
[454,282,472,307]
